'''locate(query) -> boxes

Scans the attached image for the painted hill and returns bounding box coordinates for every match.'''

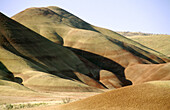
[11,6,170,88]
[39,81,170,110]
[0,12,106,92]
[12,6,170,64]
[0,6,170,109]
[0,6,169,93]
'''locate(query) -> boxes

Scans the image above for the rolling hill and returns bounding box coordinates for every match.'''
[0,6,170,109]
[12,6,169,61]
[11,6,170,87]
[0,12,105,92]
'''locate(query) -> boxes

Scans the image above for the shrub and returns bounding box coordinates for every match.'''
[62,98,71,104]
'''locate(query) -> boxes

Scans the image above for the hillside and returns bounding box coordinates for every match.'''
[125,63,170,84]
[117,32,170,56]
[0,5,169,91]
[0,12,106,92]
[12,6,170,63]
[11,6,170,86]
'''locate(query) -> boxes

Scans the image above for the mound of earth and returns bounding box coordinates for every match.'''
[41,81,170,110]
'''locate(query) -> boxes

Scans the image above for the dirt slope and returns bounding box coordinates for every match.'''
[125,63,170,84]
[35,81,170,110]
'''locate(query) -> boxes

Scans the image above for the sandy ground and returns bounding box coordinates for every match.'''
[0,92,101,110]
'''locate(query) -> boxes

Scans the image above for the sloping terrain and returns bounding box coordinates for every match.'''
[0,63,99,106]
[125,62,170,84]
[0,12,106,92]
[0,61,15,81]
[0,61,46,104]
[128,34,170,56]
[117,31,170,56]
[11,6,170,88]
[0,6,170,110]
[37,81,170,110]
[12,6,170,64]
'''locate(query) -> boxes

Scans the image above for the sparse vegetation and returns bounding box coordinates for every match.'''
[2,103,47,110]
[62,98,71,104]
[5,104,13,110]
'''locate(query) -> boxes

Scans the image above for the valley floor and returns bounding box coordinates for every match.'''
[0,92,100,110]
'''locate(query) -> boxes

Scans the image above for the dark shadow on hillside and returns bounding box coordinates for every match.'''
[0,61,23,84]
[45,7,100,32]
[0,61,15,81]
[66,47,132,86]
[105,36,166,64]
[0,12,81,82]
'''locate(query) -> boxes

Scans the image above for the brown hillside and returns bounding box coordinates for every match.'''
[37,81,170,110]
[125,63,170,84]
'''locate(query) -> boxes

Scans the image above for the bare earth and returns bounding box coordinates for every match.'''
[0,91,101,110]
